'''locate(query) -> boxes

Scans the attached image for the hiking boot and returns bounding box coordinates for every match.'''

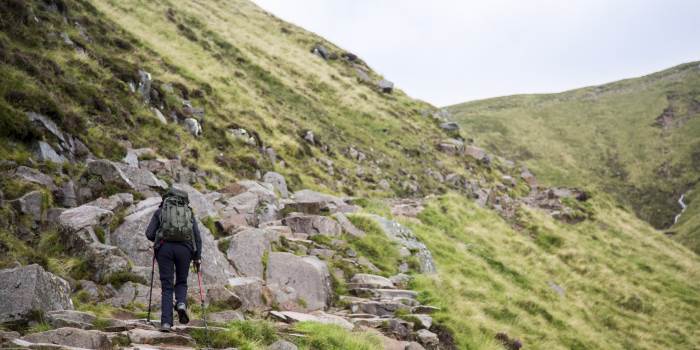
[160,323,172,332]
[176,302,190,325]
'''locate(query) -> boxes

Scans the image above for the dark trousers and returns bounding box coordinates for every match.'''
[156,242,192,325]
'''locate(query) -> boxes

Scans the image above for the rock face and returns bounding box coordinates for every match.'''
[369,215,436,274]
[266,253,331,312]
[0,265,73,325]
[226,228,279,279]
[21,327,112,350]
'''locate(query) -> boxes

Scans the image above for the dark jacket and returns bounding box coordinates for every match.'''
[145,207,202,260]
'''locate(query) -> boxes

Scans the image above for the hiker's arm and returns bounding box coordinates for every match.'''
[145,209,160,242]
[192,216,202,260]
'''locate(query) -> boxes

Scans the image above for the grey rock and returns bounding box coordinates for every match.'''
[405,342,426,350]
[355,68,371,83]
[184,118,202,137]
[349,274,395,289]
[10,191,44,222]
[61,180,77,207]
[137,70,152,104]
[521,169,538,188]
[0,330,20,343]
[411,305,440,314]
[152,108,167,124]
[303,130,315,144]
[34,145,78,167]
[86,244,131,282]
[389,273,412,289]
[378,79,394,93]
[311,44,329,59]
[268,339,298,350]
[227,228,279,279]
[0,264,73,325]
[205,285,242,310]
[172,183,217,218]
[369,215,436,274]
[127,328,194,346]
[208,310,244,324]
[228,128,256,145]
[266,253,331,312]
[439,122,460,132]
[8,166,56,190]
[87,159,134,190]
[262,172,288,198]
[58,205,112,250]
[109,282,159,310]
[271,311,353,330]
[85,193,133,212]
[384,319,412,340]
[410,314,432,329]
[46,310,96,330]
[21,327,111,350]
[116,163,168,193]
[333,212,365,237]
[283,215,341,237]
[227,277,268,312]
[464,145,487,161]
[76,280,100,302]
[438,138,464,155]
[416,329,439,347]
[27,112,65,143]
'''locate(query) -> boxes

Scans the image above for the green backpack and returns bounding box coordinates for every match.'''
[158,188,194,243]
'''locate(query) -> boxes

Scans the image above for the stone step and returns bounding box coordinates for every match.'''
[411,305,441,314]
[343,298,411,317]
[348,273,395,289]
[350,288,418,300]
[127,328,194,347]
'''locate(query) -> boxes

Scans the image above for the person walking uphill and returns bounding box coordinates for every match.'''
[145,187,202,332]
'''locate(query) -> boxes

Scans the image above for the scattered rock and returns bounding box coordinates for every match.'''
[332,212,364,237]
[127,328,194,346]
[270,311,352,330]
[464,145,487,161]
[311,44,329,60]
[87,159,134,190]
[208,310,244,324]
[438,139,464,155]
[262,172,288,198]
[0,264,73,325]
[10,190,44,222]
[34,141,66,163]
[283,215,341,236]
[369,216,436,274]
[46,310,96,330]
[268,339,298,350]
[184,118,202,137]
[416,329,439,348]
[152,108,167,124]
[266,253,331,311]
[226,228,279,279]
[439,122,460,132]
[349,274,395,289]
[21,327,111,350]
[205,285,242,309]
[521,169,538,189]
[227,277,268,312]
[378,79,394,93]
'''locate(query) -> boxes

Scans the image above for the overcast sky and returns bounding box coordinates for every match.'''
[252,0,700,106]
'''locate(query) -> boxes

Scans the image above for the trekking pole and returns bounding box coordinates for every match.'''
[196,263,212,349]
[146,253,156,325]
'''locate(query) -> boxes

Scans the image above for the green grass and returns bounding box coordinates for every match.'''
[346,215,402,276]
[190,320,277,350]
[400,193,700,350]
[448,63,700,251]
[291,322,382,350]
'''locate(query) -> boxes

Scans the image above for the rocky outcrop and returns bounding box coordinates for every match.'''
[0,265,73,325]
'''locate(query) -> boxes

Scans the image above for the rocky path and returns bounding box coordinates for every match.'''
[1,147,445,349]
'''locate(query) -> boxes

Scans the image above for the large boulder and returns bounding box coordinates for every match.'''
[85,193,133,212]
[21,328,111,350]
[262,172,289,198]
[287,190,349,214]
[172,183,217,218]
[226,228,279,279]
[283,215,341,236]
[58,205,113,251]
[227,277,268,312]
[266,253,331,312]
[112,198,236,285]
[87,159,134,190]
[0,265,73,325]
[115,163,168,194]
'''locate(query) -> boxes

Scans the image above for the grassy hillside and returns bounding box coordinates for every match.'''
[448,63,700,252]
[402,193,700,349]
[1,1,700,349]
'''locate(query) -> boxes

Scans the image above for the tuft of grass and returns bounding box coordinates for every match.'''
[345,215,402,276]
[291,322,382,350]
[190,320,277,349]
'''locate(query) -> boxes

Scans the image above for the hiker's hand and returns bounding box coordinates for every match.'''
[193,259,201,272]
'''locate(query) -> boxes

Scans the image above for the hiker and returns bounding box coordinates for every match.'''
[145,187,202,332]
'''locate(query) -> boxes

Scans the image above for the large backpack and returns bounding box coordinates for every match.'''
[158,188,194,243]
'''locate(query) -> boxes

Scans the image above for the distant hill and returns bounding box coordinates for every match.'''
[448,63,700,252]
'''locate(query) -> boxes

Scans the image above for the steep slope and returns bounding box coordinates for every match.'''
[448,63,700,252]
[0,1,699,350]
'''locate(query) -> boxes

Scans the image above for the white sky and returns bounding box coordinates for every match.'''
[252,0,700,106]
